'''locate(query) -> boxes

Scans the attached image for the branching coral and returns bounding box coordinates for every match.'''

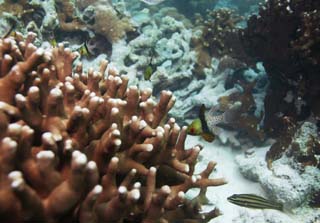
[0,33,226,222]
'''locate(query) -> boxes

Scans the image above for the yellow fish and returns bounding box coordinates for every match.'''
[144,65,154,80]
[187,103,241,142]
[49,39,57,48]
[187,118,215,143]
[78,43,90,57]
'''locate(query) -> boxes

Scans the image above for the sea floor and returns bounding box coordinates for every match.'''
[186,136,320,223]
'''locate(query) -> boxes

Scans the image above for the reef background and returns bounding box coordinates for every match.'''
[0,0,319,222]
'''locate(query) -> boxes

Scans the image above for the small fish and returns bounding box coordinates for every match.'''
[143,51,157,80]
[140,0,166,5]
[187,103,241,142]
[49,39,57,48]
[187,118,215,142]
[205,102,241,127]
[144,65,154,80]
[227,194,283,211]
[1,17,17,38]
[187,118,202,135]
[78,43,90,57]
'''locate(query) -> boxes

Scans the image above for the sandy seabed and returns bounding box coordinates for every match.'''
[185,136,310,223]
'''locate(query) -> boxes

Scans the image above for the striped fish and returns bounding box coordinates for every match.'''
[227,194,283,211]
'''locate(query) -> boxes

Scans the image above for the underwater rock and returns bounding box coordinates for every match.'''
[32,0,55,34]
[241,0,320,135]
[267,121,320,168]
[237,150,320,210]
[290,122,320,166]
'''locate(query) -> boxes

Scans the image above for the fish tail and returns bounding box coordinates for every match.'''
[275,202,284,211]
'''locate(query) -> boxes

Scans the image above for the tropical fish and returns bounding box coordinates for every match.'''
[227,194,283,211]
[78,43,90,57]
[1,17,17,38]
[187,118,202,135]
[140,0,166,5]
[187,118,215,142]
[187,103,241,142]
[144,65,154,80]
[143,51,157,80]
[49,39,57,48]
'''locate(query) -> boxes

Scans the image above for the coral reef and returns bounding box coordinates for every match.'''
[236,121,320,220]
[111,7,197,94]
[177,58,267,147]
[237,146,320,212]
[170,0,219,17]
[55,0,87,33]
[193,8,245,59]
[75,0,134,43]
[230,0,263,14]
[217,79,265,144]
[241,0,320,136]
[191,8,251,77]
[0,0,134,45]
[0,33,226,222]
[0,0,46,37]
[266,121,320,169]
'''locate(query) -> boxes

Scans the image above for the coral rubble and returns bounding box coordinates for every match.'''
[0,33,226,222]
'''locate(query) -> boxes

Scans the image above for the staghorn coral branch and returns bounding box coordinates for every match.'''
[0,33,225,223]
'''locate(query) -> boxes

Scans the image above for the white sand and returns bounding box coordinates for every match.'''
[185,135,296,223]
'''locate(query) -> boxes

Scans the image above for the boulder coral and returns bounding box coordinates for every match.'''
[0,33,226,223]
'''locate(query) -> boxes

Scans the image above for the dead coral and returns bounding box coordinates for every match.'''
[0,33,226,223]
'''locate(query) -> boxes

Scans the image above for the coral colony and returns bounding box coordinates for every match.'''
[0,0,320,222]
[0,32,226,223]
